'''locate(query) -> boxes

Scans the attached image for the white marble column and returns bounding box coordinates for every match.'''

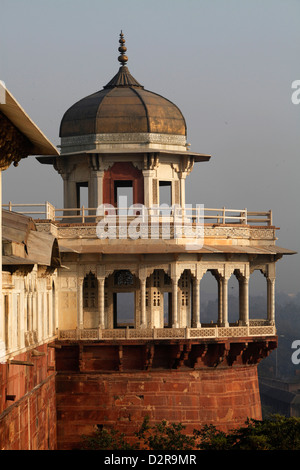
[64,180,78,212]
[98,278,105,328]
[193,277,201,328]
[239,276,249,325]
[142,170,155,208]
[172,277,179,328]
[140,279,147,328]
[179,172,186,208]
[217,276,223,326]
[78,277,84,330]
[267,278,275,324]
[28,293,33,331]
[222,277,229,327]
[89,170,104,211]
[63,176,69,212]
[32,291,37,333]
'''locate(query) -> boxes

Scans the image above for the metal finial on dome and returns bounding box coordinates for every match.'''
[118,30,128,66]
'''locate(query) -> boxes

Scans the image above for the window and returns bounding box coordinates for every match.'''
[153,291,160,307]
[159,181,172,206]
[153,270,160,287]
[181,291,189,307]
[113,292,135,328]
[76,182,88,208]
[83,272,98,309]
[114,180,133,208]
[180,270,189,288]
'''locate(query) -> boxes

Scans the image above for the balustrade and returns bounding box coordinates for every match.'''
[58,322,276,341]
[2,202,273,226]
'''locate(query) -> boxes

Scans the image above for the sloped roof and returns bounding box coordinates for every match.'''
[0,81,59,156]
[57,239,296,256]
[2,209,60,268]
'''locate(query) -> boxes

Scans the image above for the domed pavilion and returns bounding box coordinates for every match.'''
[33,32,295,449]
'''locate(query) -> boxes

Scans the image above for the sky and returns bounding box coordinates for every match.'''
[0,0,299,296]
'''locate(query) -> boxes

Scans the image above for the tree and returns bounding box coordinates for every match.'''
[81,425,138,450]
[195,415,300,450]
[80,414,300,450]
[136,416,196,450]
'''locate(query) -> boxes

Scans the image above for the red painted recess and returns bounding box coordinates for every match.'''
[103,162,144,206]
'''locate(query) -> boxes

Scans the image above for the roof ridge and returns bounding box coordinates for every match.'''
[103,66,143,89]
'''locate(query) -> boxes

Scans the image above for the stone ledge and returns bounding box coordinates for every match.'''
[54,336,277,371]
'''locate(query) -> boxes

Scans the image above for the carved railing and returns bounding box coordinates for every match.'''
[58,323,276,341]
[3,202,273,226]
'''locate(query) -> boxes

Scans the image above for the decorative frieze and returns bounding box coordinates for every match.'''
[60,132,187,154]
[41,222,276,242]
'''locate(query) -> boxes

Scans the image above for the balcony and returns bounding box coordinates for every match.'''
[2,202,273,226]
[58,320,276,342]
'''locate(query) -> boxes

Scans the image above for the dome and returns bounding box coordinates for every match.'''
[59,33,187,149]
[59,76,186,138]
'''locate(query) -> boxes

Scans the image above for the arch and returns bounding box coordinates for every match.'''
[249,269,268,320]
[176,265,196,280]
[105,269,139,329]
[145,265,171,280]
[200,270,219,325]
[114,269,134,286]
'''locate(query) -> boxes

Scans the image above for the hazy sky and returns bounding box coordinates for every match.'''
[1,0,299,295]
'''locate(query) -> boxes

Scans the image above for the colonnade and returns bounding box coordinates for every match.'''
[76,262,276,330]
[2,271,56,357]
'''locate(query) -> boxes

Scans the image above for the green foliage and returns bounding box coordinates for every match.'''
[81,414,300,450]
[231,415,300,450]
[81,426,138,450]
[195,415,300,450]
[193,424,233,450]
[136,415,196,450]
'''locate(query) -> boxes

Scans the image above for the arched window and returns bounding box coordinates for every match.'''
[83,272,98,309]
[200,270,219,324]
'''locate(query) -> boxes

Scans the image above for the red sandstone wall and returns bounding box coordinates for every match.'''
[0,339,265,450]
[0,344,57,450]
[56,365,262,450]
